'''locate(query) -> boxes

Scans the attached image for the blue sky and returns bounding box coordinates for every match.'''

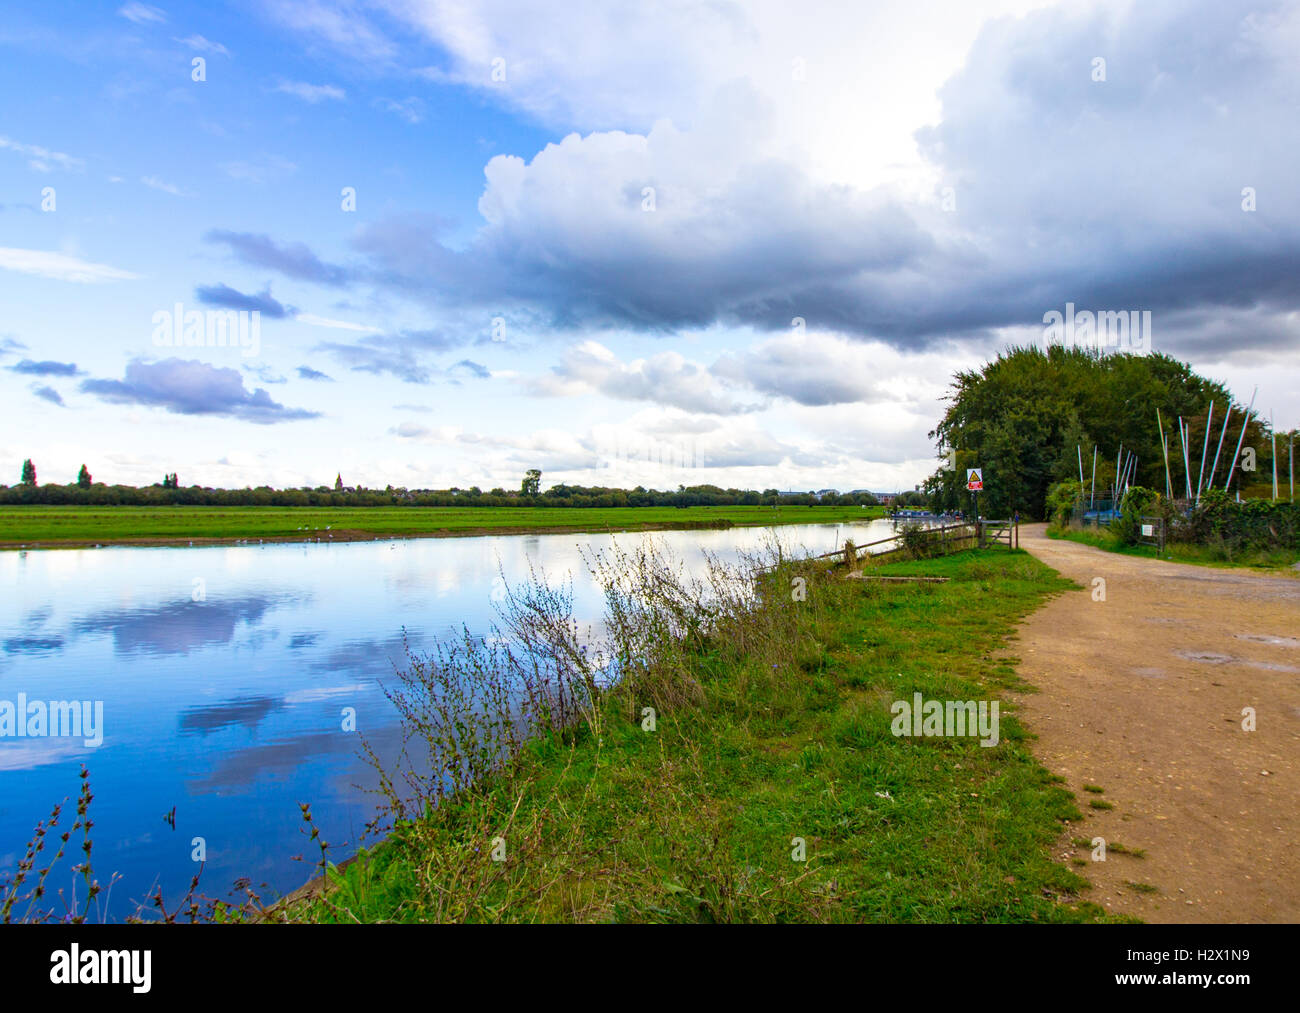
[2,0,1297,492]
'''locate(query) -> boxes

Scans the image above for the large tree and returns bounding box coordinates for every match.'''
[77,464,91,488]
[20,459,36,486]
[923,346,1256,518]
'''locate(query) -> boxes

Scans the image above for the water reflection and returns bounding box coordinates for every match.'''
[0,518,900,918]
[70,594,294,656]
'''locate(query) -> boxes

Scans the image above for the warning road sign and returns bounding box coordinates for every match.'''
[966,468,983,491]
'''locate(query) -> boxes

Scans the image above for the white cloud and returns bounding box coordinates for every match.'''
[373,96,425,123]
[343,0,1300,358]
[381,0,1051,189]
[0,135,84,173]
[140,175,186,195]
[220,155,298,184]
[0,248,139,283]
[529,340,759,416]
[175,34,230,55]
[296,313,380,332]
[117,2,166,24]
[264,0,398,60]
[275,80,346,102]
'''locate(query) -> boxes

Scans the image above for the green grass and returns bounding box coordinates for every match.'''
[276,548,1115,924]
[0,504,886,547]
[1049,525,1300,572]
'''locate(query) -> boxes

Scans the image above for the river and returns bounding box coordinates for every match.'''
[0,517,906,919]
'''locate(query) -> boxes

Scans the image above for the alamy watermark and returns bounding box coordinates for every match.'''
[1042,303,1151,354]
[151,303,260,358]
[891,693,999,747]
[597,434,700,475]
[0,694,104,747]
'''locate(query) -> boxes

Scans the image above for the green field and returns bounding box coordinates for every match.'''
[269,548,1117,924]
[0,504,888,547]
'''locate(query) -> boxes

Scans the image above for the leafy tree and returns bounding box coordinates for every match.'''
[521,469,542,496]
[927,346,1241,518]
[335,473,343,491]
[77,464,91,488]
[20,459,36,486]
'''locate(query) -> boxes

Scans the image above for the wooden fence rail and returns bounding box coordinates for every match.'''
[811,518,1022,565]
[812,521,979,562]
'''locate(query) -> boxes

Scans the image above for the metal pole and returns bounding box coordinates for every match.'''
[1115,445,1122,506]
[1090,445,1097,509]
[1272,411,1278,501]
[1077,445,1084,485]
[1207,406,1231,492]
[1177,420,1185,497]
[1224,387,1257,493]
[1157,408,1172,498]
[1180,419,1193,499]
[1196,402,1213,503]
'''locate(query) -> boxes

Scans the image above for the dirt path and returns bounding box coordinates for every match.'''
[1013,524,1300,923]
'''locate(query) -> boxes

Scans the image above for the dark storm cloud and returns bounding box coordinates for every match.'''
[713,342,887,407]
[903,0,1300,352]
[222,0,1298,358]
[80,358,319,423]
[195,282,293,318]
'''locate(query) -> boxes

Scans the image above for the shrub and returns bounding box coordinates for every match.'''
[1111,486,1160,545]
[898,522,936,559]
[1180,490,1300,550]
[1045,480,1085,529]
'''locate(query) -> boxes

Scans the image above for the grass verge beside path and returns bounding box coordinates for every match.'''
[1049,526,1300,572]
[281,548,1112,924]
[0,504,886,548]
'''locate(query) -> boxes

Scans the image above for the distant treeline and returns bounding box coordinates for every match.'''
[0,482,884,509]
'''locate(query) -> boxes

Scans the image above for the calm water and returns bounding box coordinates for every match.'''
[0,518,902,919]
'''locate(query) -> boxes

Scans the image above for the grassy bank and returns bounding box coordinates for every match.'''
[0,504,886,548]
[1049,525,1300,572]
[276,546,1109,924]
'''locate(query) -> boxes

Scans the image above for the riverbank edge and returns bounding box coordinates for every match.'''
[0,520,847,551]
[266,548,1112,924]
[0,513,892,551]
